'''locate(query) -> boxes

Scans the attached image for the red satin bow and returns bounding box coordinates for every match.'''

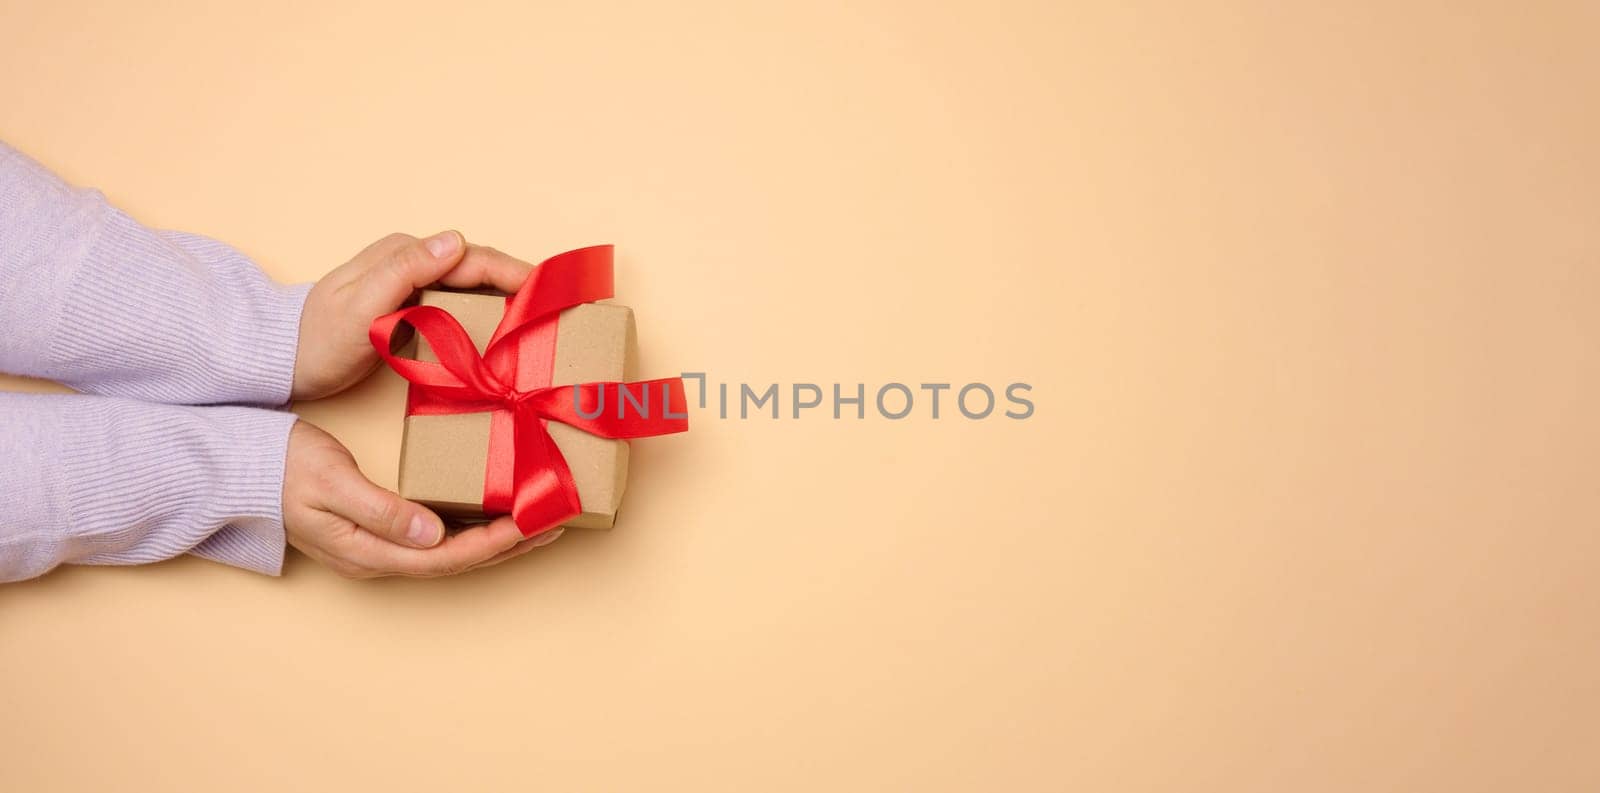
[369,245,688,537]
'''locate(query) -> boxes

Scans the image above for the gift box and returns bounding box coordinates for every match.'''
[398,290,637,528]
[371,245,687,536]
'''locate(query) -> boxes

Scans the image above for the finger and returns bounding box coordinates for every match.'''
[362,230,467,310]
[465,528,565,572]
[436,245,534,293]
[346,516,526,577]
[316,462,446,549]
[462,538,541,573]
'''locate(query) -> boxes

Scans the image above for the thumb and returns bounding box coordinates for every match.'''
[318,459,447,549]
[364,230,466,310]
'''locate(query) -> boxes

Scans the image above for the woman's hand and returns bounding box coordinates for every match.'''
[282,420,561,578]
[291,231,535,401]
[286,232,557,576]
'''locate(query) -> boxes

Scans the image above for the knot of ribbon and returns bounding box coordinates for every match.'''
[369,245,688,536]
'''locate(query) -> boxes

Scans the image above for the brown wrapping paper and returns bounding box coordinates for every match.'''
[396,289,639,529]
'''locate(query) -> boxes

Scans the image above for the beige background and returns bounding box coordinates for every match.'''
[2,1,1597,790]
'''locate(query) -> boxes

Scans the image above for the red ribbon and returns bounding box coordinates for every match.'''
[369,245,688,537]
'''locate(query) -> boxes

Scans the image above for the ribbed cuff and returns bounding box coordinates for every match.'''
[219,278,309,406]
[156,230,312,406]
[60,399,297,575]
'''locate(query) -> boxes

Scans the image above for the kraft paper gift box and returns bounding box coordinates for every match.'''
[396,289,639,530]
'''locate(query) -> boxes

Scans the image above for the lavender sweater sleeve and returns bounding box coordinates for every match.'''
[0,141,308,580]
[0,142,310,402]
[0,393,295,581]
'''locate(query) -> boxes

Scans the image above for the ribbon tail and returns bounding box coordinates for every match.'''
[508,405,583,537]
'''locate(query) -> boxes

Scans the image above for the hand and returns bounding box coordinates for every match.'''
[292,231,535,401]
[283,420,562,578]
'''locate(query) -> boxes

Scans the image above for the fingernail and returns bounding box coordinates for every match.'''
[530,528,565,547]
[424,230,460,259]
[408,514,443,547]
